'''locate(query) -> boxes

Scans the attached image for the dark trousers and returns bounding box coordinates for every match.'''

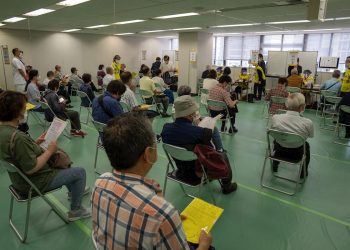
[339,112,350,136]
[254,82,265,100]
[145,96,169,113]
[210,109,236,131]
[273,141,310,175]
[63,110,81,130]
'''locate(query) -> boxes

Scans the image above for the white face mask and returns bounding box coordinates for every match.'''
[115,60,120,63]
[19,111,28,124]
[242,72,247,75]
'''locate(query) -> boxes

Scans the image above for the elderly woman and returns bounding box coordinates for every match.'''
[0,91,90,221]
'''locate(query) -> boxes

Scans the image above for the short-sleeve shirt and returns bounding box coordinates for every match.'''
[121,85,139,108]
[12,57,26,86]
[0,125,58,194]
[140,76,156,98]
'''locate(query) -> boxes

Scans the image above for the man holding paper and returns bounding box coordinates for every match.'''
[92,113,212,250]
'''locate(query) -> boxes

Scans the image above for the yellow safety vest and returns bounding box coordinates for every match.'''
[112,61,121,80]
[254,65,266,83]
[341,68,350,93]
[239,74,249,81]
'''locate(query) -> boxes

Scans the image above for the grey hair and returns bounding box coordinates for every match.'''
[106,66,113,74]
[291,68,298,75]
[177,85,192,96]
[285,93,305,111]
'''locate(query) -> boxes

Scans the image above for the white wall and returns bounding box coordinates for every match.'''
[0,29,170,90]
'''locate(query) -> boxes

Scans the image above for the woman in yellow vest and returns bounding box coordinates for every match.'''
[235,67,250,99]
[253,62,266,100]
[111,55,121,80]
[341,56,350,96]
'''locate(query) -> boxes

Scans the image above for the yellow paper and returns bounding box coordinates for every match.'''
[140,104,151,110]
[181,198,223,244]
[26,103,35,110]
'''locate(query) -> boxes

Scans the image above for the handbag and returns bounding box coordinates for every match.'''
[49,149,72,169]
[194,144,229,179]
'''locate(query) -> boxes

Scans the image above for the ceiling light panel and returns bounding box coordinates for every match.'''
[62,29,81,32]
[155,12,199,19]
[114,33,135,35]
[0,23,5,27]
[172,27,201,31]
[3,17,26,23]
[266,20,310,24]
[85,24,110,29]
[140,30,167,33]
[24,8,55,16]
[57,0,90,6]
[114,20,145,25]
[211,23,261,28]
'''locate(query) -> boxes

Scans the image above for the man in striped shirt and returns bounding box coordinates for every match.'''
[91,113,212,250]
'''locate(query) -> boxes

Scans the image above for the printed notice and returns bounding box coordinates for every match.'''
[40,117,67,149]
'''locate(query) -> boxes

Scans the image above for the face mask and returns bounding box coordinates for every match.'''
[19,53,23,59]
[115,60,120,63]
[19,111,28,124]
[242,72,247,75]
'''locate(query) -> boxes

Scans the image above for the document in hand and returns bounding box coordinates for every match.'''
[181,198,224,244]
[40,117,68,149]
[197,114,223,130]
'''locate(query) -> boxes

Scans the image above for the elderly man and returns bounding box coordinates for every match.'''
[287,68,303,88]
[92,113,213,250]
[320,70,342,95]
[162,95,237,194]
[102,66,114,87]
[271,93,314,177]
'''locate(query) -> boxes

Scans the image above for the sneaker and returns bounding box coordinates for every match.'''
[68,186,91,200]
[71,130,87,137]
[222,182,238,194]
[68,206,91,222]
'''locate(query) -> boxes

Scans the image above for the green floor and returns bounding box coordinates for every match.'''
[1,95,350,250]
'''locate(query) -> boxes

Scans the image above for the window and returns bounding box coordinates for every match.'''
[213,36,224,66]
[171,38,179,50]
[305,33,331,60]
[282,34,304,51]
[262,35,282,57]
[242,36,260,60]
[224,36,243,60]
[331,33,350,71]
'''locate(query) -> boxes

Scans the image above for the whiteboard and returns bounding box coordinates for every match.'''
[267,51,318,76]
[319,57,339,68]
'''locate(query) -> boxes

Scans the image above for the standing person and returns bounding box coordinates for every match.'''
[151,57,161,76]
[253,62,266,100]
[11,48,27,92]
[160,55,175,85]
[340,56,350,97]
[111,55,122,80]
[97,64,106,87]
[26,69,44,112]
[337,92,350,138]
[258,54,267,95]
[103,66,114,87]
[265,77,289,115]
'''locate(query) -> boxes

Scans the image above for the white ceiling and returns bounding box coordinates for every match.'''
[0,0,350,36]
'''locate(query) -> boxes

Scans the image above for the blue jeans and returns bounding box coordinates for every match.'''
[212,127,223,151]
[46,167,86,210]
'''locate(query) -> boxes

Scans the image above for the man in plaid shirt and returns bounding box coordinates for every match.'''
[91,113,212,250]
[265,77,289,115]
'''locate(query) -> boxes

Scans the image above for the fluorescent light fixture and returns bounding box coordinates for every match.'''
[155,12,199,19]
[85,24,110,29]
[266,20,310,24]
[24,8,55,16]
[172,27,201,31]
[322,18,334,21]
[140,30,167,33]
[62,28,81,32]
[114,33,134,36]
[3,17,26,23]
[0,23,5,27]
[211,23,260,28]
[335,17,350,20]
[214,33,241,36]
[302,28,341,32]
[57,0,90,6]
[157,36,177,39]
[114,20,145,25]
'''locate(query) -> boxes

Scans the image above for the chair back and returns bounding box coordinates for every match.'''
[267,129,305,151]
[321,90,337,97]
[120,101,131,112]
[207,99,226,109]
[39,100,56,119]
[76,90,92,105]
[163,143,198,162]
[154,82,162,90]
[271,96,287,105]
[201,88,209,95]
[286,87,300,93]
[91,120,106,133]
[340,105,350,114]
[324,96,341,105]
[139,89,153,98]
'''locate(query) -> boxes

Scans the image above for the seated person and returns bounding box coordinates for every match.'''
[92,113,213,249]
[70,67,84,90]
[92,80,126,124]
[265,77,289,115]
[208,75,238,133]
[0,91,90,221]
[201,69,218,105]
[42,70,54,88]
[57,74,73,108]
[337,92,350,138]
[234,67,250,99]
[26,69,44,112]
[152,69,174,104]
[140,65,170,117]
[287,68,303,88]
[162,95,237,194]
[201,65,211,79]
[79,73,95,107]
[44,80,86,137]
[271,93,314,178]
[302,70,315,106]
[320,70,341,95]
[102,66,114,87]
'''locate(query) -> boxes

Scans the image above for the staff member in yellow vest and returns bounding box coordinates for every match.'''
[111,55,122,80]
[341,56,350,97]
[253,62,266,100]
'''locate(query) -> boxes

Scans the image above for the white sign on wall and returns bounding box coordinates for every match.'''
[190,50,197,62]
[141,50,147,61]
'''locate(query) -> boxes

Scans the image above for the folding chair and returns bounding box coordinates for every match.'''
[139,89,162,113]
[260,129,307,195]
[0,160,68,243]
[91,120,106,174]
[266,96,287,126]
[321,95,342,130]
[92,232,98,250]
[199,88,209,115]
[197,79,204,96]
[76,90,92,124]
[154,82,163,91]
[120,101,132,112]
[317,90,337,117]
[334,105,350,146]
[286,87,301,93]
[162,143,216,204]
[207,99,234,135]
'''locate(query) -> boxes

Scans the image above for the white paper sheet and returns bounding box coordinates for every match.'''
[40,117,67,149]
[198,114,223,130]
